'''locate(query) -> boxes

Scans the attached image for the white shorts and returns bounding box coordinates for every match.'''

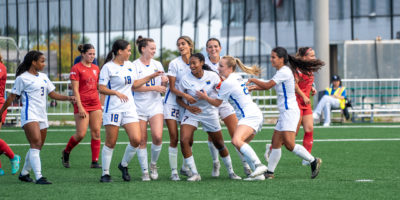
[136,99,163,121]
[22,120,49,130]
[218,101,236,119]
[275,109,300,132]
[181,114,221,133]
[103,110,139,126]
[163,103,181,121]
[238,113,264,134]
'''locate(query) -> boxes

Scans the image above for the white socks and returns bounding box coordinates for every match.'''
[292,144,315,163]
[221,155,234,174]
[184,156,198,175]
[29,148,42,180]
[267,148,282,173]
[102,145,114,176]
[207,141,219,164]
[137,148,149,173]
[151,144,162,165]
[240,143,262,167]
[235,147,251,169]
[168,146,178,174]
[121,144,138,167]
[21,150,31,176]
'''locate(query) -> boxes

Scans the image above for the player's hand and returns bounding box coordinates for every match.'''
[246,78,255,85]
[151,71,164,78]
[68,96,77,104]
[155,86,166,94]
[161,76,169,86]
[311,87,316,96]
[115,91,129,102]
[184,94,197,104]
[247,85,259,92]
[196,90,208,100]
[187,106,202,115]
[303,96,311,105]
[78,107,87,118]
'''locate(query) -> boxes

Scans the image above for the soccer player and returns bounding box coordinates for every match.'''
[132,36,168,181]
[0,51,76,184]
[0,53,21,176]
[61,44,102,169]
[247,47,323,179]
[177,53,241,181]
[164,36,196,180]
[204,38,252,177]
[196,55,268,181]
[98,39,162,183]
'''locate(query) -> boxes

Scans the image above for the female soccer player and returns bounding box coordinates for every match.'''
[164,36,196,180]
[197,55,268,181]
[204,38,252,177]
[0,51,76,184]
[0,53,20,176]
[132,36,168,181]
[247,47,323,179]
[177,53,241,181]
[98,39,162,183]
[61,44,102,169]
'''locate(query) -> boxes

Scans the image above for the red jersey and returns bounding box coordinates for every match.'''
[0,62,7,104]
[70,62,101,112]
[295,72,314,109]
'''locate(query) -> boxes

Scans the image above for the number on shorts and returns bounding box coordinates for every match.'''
[110,114,119,122]
[124,76,132,85]
[183,116,189,122]
[171,108,180,118]
[146,78,156,86]
[241,83,249,95]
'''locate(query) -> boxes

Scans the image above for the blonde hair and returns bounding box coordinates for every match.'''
[177,36,194,54]
[222,55,260,76]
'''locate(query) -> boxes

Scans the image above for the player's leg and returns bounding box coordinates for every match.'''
[149,113,163,180]
[89,110,102,168]
[180,124,200,181]
[137,119,150,181]
[100,125,119,182]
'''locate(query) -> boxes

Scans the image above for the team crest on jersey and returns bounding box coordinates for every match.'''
[43,79,47,83]
[206,80,211,85]
[93,70,97,75]
[128,68,132,72]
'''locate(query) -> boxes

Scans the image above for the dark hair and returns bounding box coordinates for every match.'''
[104,39,130,65]
[16,51,44,77]
[78,43,95,54]
[0,52,3,63]
[296,47,313,57]
[206,38,221,48]
[272,46,324,76]
[190,53,213,71]
[177,36,194,54]
[136,36,155,54]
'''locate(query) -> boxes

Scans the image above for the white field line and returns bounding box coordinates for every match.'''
[7,138,400,146]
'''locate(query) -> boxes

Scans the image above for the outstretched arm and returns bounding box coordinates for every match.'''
[247,78,276,90]
[196,90,223,107]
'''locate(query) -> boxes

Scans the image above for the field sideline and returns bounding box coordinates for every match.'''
[0,124,399,200]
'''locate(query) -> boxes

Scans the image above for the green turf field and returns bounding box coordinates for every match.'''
[0,124,399,200]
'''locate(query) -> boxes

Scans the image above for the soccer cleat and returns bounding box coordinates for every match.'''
[141,172,151,181]
[264,144,271,162]
[179,168,193,177]
[150,163,159,180]
[323,123,330,127]
[302,159,310,166]
[36,177,52,184]
[250,164,268,178]
[61,150,70,168]
[91,161,101,169]
[10,154,21,175]
[229,173,242,180]
[244,174,265,181]
[0,168,4,176]
[211,162,220,177]
[170,173,180,181]
[19,173,33,182]
[118,163,131,181]
[264,171,275,179]
[187,174,201,182]
[310,158,322,179]
[100,174,112,182]
[243,165,252,177]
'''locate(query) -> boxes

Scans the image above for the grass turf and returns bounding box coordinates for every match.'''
[0,125,399,200]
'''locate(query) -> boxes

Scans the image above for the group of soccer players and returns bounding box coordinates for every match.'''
[0,35,324,184]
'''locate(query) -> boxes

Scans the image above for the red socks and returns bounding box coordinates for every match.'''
[65,136,80,153]
[303,132,314,153]
[0,139,15,159]
[91,139,101,162]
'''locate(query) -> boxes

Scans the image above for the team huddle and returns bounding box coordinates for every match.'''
[0,35,324,184]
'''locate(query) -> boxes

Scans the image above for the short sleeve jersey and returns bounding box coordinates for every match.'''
[217,73,260,118]
[70,62,101,105]
[0,62,7,103]
[295,71,314,109]
[178,70,220,118]
[131,59,164,101]
[204,56,220,73]
[164,56,191,105]
[271,66,298,111]
[99,61,136,113]
[11,72,55,121]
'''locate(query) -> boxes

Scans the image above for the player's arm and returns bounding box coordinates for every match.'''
[168,76,196,104]
[71,80,87,118]
[176,96,201,115]
[132,71,164,89]
[295,84,310,105]
[0,93,17,117]
[48,91,76,103]
[98,85,128,102]
[133,85,166,94]
[196,90,223,107]
[247,78,276,90]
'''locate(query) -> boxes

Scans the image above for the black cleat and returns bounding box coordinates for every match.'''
[310,157,322,179]
[264,171,275,179]
[100,174,112,183]
[118,163,131,181]
[91,161,101,169]
[19,173,33,182]
[36,177,52,184]
[61,150,70,168]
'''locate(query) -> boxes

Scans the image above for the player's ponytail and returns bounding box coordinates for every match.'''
[103,39,130,66]
[222,55,260,76]
[16,50,43,77]
[135,36,154,55]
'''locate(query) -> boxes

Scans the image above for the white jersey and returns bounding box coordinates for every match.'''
[131,58,164,101]
[11,72,55,122]
[217,73,260,119]
[164,56,191,105]
[271,65,299,111]
[99,61,136,113]
[178,70,220,119]
[204,56,220,73]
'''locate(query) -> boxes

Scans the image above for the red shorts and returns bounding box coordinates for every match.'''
[300,107,313,116]
[0,103,7,123]
[73,102,102,114]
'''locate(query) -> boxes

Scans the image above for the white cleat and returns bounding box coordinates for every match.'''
[229,173,242,180]
[243,165,252,177]
[150,163,159,180]
[244,174,265,181]
[211,162,221,177]
[141,172,151,181]
[170,173,180,181]
[264,144,271,162]
[302,159,310,166]
[187,174,201,182]
[180,168,193,177]
[250,164,268,178]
